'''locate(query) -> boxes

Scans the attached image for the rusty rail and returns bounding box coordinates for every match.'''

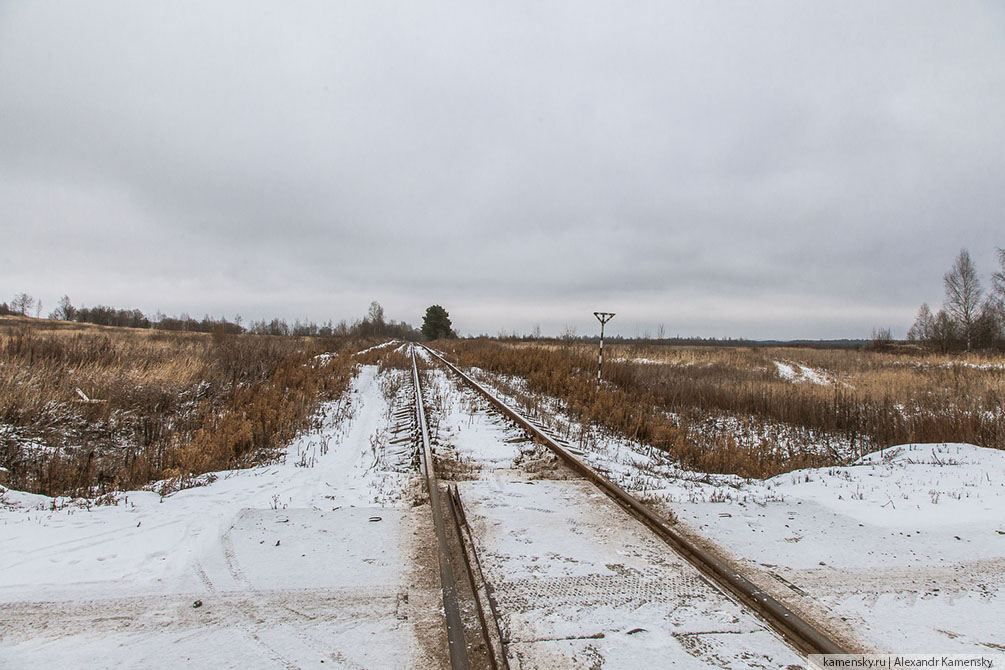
[446,484,509,670]
[410,346,470,669]
[411,346,508,669]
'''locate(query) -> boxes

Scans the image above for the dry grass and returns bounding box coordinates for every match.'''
[439,339,1005,478]
[0,316,366,496]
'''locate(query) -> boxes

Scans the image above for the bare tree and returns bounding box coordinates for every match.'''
[367,301,385,326]
[871,326,893,343]
[931,309,958,353]
[907,303,934,341]
[11,293,34,316]
[992,247,1005,318]
[48,295,76,321]
[943,249,983,351]
[994,248,1005,296]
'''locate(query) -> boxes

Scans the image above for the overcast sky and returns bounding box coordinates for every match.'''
[2,2,1003,339]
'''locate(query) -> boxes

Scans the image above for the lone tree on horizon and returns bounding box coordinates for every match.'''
[943,249,983,351]
[11,293,34,316]
[421,305,454,341]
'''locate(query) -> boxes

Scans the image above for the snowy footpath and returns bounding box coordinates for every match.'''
[0,366,445,669]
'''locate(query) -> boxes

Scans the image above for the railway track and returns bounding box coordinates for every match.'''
[409,347,507,670]
[416,344,849,665]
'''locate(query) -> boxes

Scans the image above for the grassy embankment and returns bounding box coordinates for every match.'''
[439,339,1005,478]
[0,316,366,497]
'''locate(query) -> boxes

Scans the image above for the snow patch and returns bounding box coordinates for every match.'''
[774,360,833,385]
[354,340,399,356]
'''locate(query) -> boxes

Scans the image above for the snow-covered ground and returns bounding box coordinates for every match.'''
[427,368,806,669]
[670,443,1005,654]
[0,365,445,669]
[4,346,1002,667]
[450,361,1005,655]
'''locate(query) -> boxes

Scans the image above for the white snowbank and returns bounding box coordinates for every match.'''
[772,443,1005,529]
[671,443,1005,653]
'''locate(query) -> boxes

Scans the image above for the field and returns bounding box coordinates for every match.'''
[5,318,1003,498]
[0,316,362,497]
[438,339,1005,478]
[2,333,1004,664]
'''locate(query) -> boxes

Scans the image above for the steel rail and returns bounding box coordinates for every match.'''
[422,345,848,657]
[410,346,470,670]
[447,484,509,670]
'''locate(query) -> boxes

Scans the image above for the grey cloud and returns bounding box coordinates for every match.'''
[2,1,1004,338]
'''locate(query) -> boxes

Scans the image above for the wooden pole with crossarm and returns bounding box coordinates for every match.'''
[594,312,615,386]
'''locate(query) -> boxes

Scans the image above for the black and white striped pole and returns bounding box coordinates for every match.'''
[594,312,615,386]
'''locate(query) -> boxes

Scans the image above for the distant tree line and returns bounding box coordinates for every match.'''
[242,301,421,339]
[2,294,422,341]
[907,248,1005,352]
[487,330,867,349]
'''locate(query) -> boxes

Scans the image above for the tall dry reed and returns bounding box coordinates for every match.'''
[0,317,365,496]
[439,339,1004,478]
